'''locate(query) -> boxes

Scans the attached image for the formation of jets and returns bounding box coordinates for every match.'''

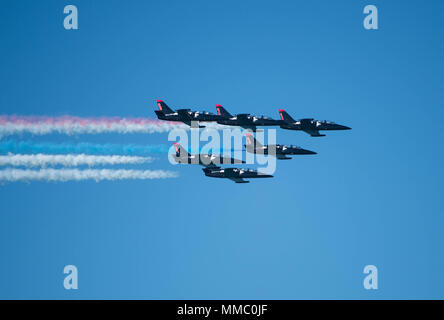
[156,99,351,183]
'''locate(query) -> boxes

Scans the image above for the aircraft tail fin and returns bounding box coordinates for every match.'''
[157,100,174,114]
[278,109,296,123]
[215,104,233,118]
[173,143,189,158]
[245,133,263,149]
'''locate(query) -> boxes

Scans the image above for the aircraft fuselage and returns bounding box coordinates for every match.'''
[280,119,351,136]
[202,167,273,183]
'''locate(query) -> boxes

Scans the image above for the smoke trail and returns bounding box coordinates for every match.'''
[0,140,169,155]
[0,115,187,138]
[0,154,153,168]
[0,168,178,182]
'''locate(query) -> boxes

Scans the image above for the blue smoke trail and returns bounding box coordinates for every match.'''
[0,140,242,156]
[0,140,170,156]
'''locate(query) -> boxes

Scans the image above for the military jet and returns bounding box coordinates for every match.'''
[215,104,281,132]
[154,100,220,128]
[244,133,316,159]
[278,109,351,137]
[202,167,273,183]
[172,143,245,167]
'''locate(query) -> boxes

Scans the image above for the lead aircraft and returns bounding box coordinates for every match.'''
[278,109,351,137]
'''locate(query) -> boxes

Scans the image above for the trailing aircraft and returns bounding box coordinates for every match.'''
[202,167,273,183]
[154,100,220,128]
[244,133,316,159]
[278,109,351,137]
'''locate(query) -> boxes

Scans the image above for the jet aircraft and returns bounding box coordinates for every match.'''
[172,143,244,167]
[154,100,220,128]
[244,133,316,159]
[202,167,273,183]
[278,109,351,137]
[215,104,281,132]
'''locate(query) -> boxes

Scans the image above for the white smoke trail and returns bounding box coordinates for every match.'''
[0,154,153,168]
[0,168,178,182]
[0,116,188,138]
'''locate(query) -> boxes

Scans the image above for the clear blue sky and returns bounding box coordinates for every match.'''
[1,0,443,299]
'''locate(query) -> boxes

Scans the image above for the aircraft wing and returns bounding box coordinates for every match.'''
[199,154,244,166]
[277,154,292,160]
[228,177,249,183]
[220,155,245,164]
[223,167,237,174]
[176,109,193,126]
[236,113,251,121]
[176,109,204,128]
[240,125,257,132]
[304,129,326,137]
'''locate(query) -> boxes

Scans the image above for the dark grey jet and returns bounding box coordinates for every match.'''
[202,167,273,183]
[154,100,220,128]
[215,104,281,132]
[172,143,245,167]
[244,133,316,160]
[278,109,351,137]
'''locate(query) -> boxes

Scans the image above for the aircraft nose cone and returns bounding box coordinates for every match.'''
[340,125,351,130]
[258,174,274,178]
[299,149,317,155]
